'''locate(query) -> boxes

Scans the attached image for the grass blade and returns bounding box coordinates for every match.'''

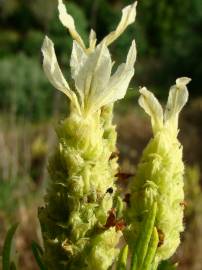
[9,262,17,270]
[2,223,18,270]
[31,241,47,270]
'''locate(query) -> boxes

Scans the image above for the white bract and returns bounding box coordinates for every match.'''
[138,77,191,136]
[42,0,137,116]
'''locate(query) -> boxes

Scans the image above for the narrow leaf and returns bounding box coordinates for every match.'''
[131,254,138,270]
[152,260,159,270]
[9,262,17,270]
[116,245,129,270]
[2,223,18,270]
[31,241,47,270]
[140,227,159,270]
[131,202,157,270]
[158,260,177,270]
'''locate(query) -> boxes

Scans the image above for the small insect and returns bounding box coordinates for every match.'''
[157,228,165,247]
[106,187,113,194]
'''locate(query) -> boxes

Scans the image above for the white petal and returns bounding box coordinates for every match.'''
[97,40,136,107]
[101,2,137,46]
[138,87,163,133]
[176,77,191,88]
[164,77,191,124]
[75,43,112,112]
[100,66,134,106]
[89,29,97,51]
[126,39,137,67]
[70,41,87,80]
[58,0,85,49]
[41,36,73,100]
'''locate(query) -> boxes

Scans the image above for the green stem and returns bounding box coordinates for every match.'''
[116,245,129,270]
[130,202,157,270]
[151,259,159,270]
[131,254,137,270]
[140,227,159,270]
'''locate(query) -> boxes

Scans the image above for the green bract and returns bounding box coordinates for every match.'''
[39,0,137,269]
[125,77,191,266]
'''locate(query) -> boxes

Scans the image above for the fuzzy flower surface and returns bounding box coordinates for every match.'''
[125,77,191,265]
[39,1,137,269]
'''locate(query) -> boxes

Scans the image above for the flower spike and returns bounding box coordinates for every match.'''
[126,77,191,267]
[40,2,137,269]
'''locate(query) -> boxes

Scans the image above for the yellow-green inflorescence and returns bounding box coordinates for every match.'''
[39,0,137,269]
[125,77,191,266]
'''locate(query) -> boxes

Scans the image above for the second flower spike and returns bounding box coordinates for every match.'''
[125,78,191,268]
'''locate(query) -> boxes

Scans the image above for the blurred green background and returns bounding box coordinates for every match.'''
[0,0,202,269]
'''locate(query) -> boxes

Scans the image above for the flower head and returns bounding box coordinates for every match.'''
[126,77,191,263]
[42,0,137,116]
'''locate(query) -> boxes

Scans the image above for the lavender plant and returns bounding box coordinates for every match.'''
[38,1,137,269]
[125,78,191,269]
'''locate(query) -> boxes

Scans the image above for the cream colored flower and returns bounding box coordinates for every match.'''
[58,0,137,52]
[42,0,137,116]
[138,77,191,135]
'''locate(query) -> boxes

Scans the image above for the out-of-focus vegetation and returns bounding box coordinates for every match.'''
[0,0,202,269]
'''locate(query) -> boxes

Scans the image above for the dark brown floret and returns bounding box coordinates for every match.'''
[157,228,165,247]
